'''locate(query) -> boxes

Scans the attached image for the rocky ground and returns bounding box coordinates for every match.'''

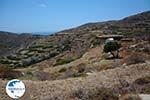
[0,63,150,100]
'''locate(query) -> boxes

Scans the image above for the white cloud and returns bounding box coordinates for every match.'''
[38,3,47,8]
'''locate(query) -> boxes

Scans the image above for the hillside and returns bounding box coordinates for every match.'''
[0,11,150,68]
[59,11,150,38]
[0,63,150,100]
[0,31,43,56]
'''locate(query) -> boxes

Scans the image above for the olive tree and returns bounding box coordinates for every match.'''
[103,41,121,58]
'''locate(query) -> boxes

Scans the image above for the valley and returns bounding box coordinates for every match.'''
[0,11,150,100]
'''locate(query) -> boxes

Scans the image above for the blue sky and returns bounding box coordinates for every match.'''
[0,0,150,33]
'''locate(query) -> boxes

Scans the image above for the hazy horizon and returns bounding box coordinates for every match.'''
[0,0,150,33]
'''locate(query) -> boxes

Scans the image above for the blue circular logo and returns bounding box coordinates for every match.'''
[6,79,25,99]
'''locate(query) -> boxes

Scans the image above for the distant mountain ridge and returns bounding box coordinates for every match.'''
[59,11,150,37]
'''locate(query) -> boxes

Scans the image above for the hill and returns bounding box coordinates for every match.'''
[0,31,44,56]
[59,11,150,39]
[0,11,150,68]
[0,63,150,100]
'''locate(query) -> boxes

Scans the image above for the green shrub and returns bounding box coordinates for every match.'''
[72,73,87,77]
[55,58,74,66]
[59,67,67,73]
[37,49,45,53]
[42,45,53,49]
[26,52,34,57]
[28,48,38,52]
[0,59,12,64]
[7,55,21,60]
[104,41,121,58]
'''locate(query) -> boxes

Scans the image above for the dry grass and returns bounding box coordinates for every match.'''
[70,87,119,100]
[0,63,149,100]
[124,53,145,65]
[0,65,22,80]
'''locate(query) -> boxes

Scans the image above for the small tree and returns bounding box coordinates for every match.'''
[104,41,121,58]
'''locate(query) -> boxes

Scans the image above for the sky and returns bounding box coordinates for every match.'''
[0,0,150,33]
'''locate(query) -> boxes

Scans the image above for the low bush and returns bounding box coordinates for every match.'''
[72,72,87,77]
[54,58,74,66]
[120,94,141,100]
[58,67,67,73]
[0,65,22,79]
[42,45,53,49]
[34,71,52,81]
[143,45,150,53]
[87,87,119,100]
[134,76,150,85]
[132,76,150,94]
[37,49,45,53]
[124,54,145,65]
[71,87,119,100]
[76,63,86,73]
[7,55,21,60]
[0,59,12,64]
[48,52,59,58]
[30,44,44,48]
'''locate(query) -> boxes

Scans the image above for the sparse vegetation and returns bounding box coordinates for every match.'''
[88,87,119,100]
[35,71,52,81]
[120,94,141,100]
[29,44,45,48]
[134,76,150,85]
[76,63,86,73]
[54,57,75,66]
[7,55,21,60]
[0,65,22,79]
[72,72,87,77]
[71,87,119,100]
[124,54,145,65]
[59,67,67,73]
